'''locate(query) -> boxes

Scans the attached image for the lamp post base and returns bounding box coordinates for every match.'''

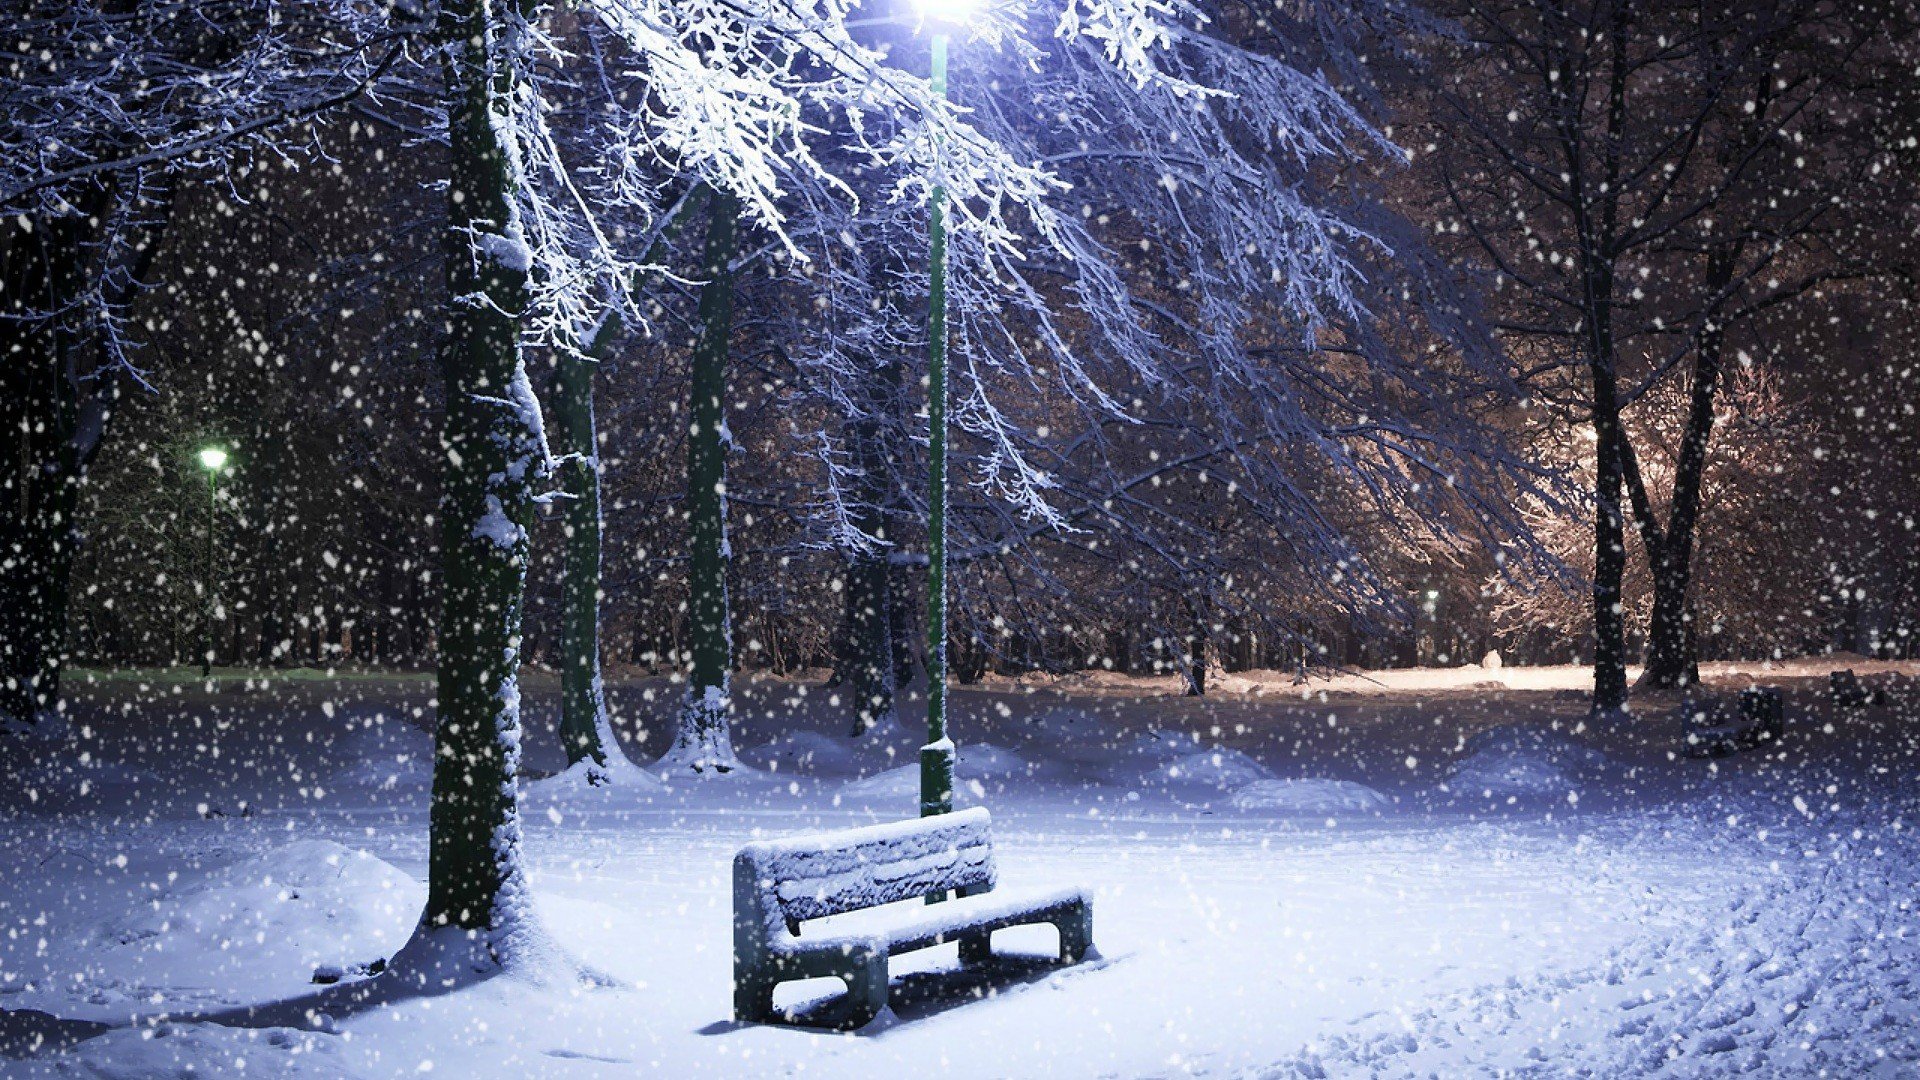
[919,739,955,818]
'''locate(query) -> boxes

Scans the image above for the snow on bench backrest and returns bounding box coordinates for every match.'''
[737,807,997,923]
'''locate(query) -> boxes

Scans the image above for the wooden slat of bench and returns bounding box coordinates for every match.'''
[738,807,998,922]
[879,886,1088,956]
[767,885,1088,959]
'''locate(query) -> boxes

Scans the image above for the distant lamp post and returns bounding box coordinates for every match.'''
[197,446,228,679]
[916,0,980,821]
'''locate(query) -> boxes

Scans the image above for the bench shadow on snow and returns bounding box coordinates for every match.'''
[698,949,1112,1037]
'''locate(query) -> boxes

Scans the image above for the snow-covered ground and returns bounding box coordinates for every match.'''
[2,663,1916,1077]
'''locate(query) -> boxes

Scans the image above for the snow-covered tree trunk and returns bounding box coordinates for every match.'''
[551,345,626,777]
[1589,368,1631,715]
[1181,600,1208,697]
[0,213,88,728]
[1578,173,1631,715]
[843,352,903,735]
[0,177,160,730]
[1583,5,1632,718]
[408,0,553,970]
[842,556,895,733]
[661,189,740,776]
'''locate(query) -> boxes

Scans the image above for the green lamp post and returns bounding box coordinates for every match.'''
[917,0,977,820]
[197,445,228,679]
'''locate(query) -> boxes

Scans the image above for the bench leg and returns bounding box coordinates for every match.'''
[733,969,777,1024]
[958,930,993,966]
[1055,901,1093,964]
[836,949,889,1030]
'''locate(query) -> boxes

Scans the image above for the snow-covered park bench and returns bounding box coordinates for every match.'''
[1683,686,1785,758]
[1829,669,1883,709]
[731,807,1093,1028]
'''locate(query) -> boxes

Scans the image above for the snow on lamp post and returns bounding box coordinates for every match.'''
[196,446,228,679]
[916,0,978,820]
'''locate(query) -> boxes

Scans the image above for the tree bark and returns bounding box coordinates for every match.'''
[1636,252,1736,689]
[662,189,741,774]
[843,550,894,732]
[0,182,142,726]
[841,350,905,734]
[1590,419,1630,712]
[1576,2,1633,717]
[551,345,623,775]
[1587,344,1632,715]
[1182,602,1207,697]
[415,0,545,955]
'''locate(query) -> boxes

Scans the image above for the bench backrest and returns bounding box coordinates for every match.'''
[735,807,997,926]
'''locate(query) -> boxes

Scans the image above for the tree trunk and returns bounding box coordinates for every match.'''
[1589,353,1631,714]
[843,549,894,732]
[1571,4,1634,718]
[551,344,626,777]
[841,350,905,734]
[1107,625,1131,675]
[1576,194,1630,713]
[407,0,551,970]
[953,628,987,684]
[661,189,740,775]
[1639,256,1734,690]
[1182,604,1207,696]
[546,191,701,776]
[888,563,918,688]
[0,191,130,727]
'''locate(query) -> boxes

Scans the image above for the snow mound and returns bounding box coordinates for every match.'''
[1025,706,1107,743]
[853,715,925,760]
[328,720,433,791]
[651,744,751,781]
[836,764,922,800]
[525,755,666,804]
[46,841,421,1004]
[12,753,160,804]
[385,918,612,994]
[960,742,1036,779]
[50,1024,355,1080]
[1460,723,1608,763]
[1150,747,1277,789]
[741,729,861,775]
[1229,778,1391,814]
[1447,724,1607,796]
[1117,728,1203,762]
[821,715,948,780]
[837,742,1033,801]
[1025,718,1199,776]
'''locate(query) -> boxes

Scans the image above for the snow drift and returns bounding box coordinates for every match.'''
[1228,778,1391,814]
[1149,747,1278,789]
[29,840,421,1010]
[1445,724,1608,797]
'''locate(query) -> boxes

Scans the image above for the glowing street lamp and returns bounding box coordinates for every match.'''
[918,0,981,21]
[197,445,228,679]
[917,0,980,821]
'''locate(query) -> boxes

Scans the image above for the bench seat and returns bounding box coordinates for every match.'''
[769,884,1091,961]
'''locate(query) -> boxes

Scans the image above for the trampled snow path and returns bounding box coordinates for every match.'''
[0,669,1915,1077]
[1263,809,1919,1078]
